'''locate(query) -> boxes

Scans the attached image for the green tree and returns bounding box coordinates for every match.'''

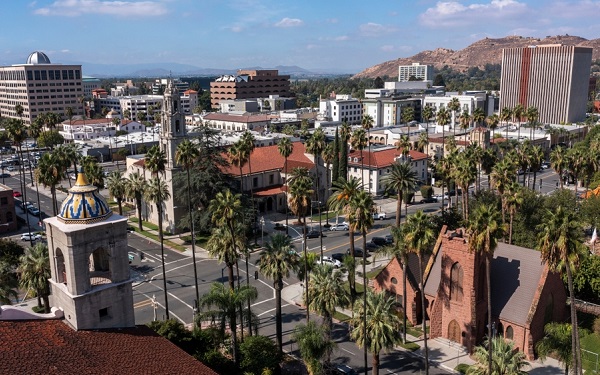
[105,170,127,216]
[35,152,62,216]
[350,128,368,189]
[339,121,351,181]
[125,172,146,231]
[437,107,450,159]
[537,207,586,375]
[513,104,525,140]
[332,127,340,183]
[256,233,300,353]
[467,337,528,375]
[448,97,461,136]
[239,335,282,375]
[18,243,51,313]
[536,323,575,374]
[36,130,64,149]
[293,321,335,375]
[467,203,506,375]
[505,182,524,244]
[0,258,18,305]
[350,290,402,375]
[306,128,327,255]
[500,107,512,140]
[382,161,417,226]
[277,137,294,233]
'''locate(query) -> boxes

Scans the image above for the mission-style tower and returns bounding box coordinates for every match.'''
[160,79,186,170]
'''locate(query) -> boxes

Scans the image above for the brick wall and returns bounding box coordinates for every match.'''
[374,257,420,325]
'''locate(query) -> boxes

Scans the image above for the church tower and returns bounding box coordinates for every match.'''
[160,78,186,170]
[44,171,134,330]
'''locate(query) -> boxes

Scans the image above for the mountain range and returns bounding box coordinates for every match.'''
[352,35,600,79]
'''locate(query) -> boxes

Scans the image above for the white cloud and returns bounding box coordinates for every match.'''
[274,17,303,28]
[419,0,528,28]
[359,22,397,37]
[61,49,71,53]
[318,35,349,42]
[33,0,168,17]
[548,1,600,19]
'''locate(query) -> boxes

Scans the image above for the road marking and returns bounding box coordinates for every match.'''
[134,290,186,323]
[257,304,290,316]
[340,347,355,355]
[251,297,275,307]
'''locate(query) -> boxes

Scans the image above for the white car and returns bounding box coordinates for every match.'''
[317,256,341,268]
[21,233,42,242]
[372,212,387,220]
[330,223,349,231]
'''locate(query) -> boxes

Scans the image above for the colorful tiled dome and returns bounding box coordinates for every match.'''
[58,171,112,224]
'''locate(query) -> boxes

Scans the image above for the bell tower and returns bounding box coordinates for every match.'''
[44,171,134,330]
[160,78,186,170]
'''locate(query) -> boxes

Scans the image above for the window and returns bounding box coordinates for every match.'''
[505,325,514,340]
[390,277,398,284]
[450,262,463,302]
[99,307,110,320]
[269,174,274,184]
[253,177,258,188]
[0,197,7,205]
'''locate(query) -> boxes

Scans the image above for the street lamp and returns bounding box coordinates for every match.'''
[260,216,265,247]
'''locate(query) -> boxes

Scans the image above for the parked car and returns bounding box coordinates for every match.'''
[346,248,368,257]
[306,230,323,239]
[21,233,42,242]
[444,189,462,197]
[27,206,41,216]
[332,364,358,375]
[6,166,15,171]
[317,256,341,268]
[372,212,387,220]
[365,241,380,252]
[331,253,346,262]
[371,237,388,247]
[330,222,349,231]
[541,162,550,170]
[420,197,438,204]
[0,173,10,178]
[12,191,21,197]
[384,234,394,244]
[22,201,34,209]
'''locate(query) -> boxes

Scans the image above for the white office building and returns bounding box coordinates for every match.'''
[319,94,363,124]
[398,63,434,82]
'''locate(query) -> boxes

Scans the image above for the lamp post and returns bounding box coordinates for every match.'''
[260,216,265,247]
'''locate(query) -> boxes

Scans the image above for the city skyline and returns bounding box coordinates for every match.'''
[1,0,599,74]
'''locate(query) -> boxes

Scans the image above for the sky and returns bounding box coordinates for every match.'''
[1,0,599,74]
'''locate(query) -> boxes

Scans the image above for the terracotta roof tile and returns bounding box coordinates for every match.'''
[222,141,314,175]
[347,148,428,168]
[0,320,217,375]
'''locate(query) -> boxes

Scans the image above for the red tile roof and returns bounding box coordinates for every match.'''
[222,141,314,175]
[348,148,428,169]
[203,113,271,123]
[183,90,198,94]
[0,320,217,375]
[253,185,285,196]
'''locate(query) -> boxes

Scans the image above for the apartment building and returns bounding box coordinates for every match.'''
[0,51,83,124]
[210,69,291,109]
[499,44,592,124]
[319,94,363,125]
[398,63,434,82]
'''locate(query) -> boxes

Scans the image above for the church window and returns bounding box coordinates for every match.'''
[450,262,463,302]
[391,277,398,284]
[175,120,180,133]
[505,325,514,340]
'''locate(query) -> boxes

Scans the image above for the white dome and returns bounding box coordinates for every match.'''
[26,51,51,65]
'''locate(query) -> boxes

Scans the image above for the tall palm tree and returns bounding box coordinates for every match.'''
[288,167,313,320]
[500,107,512,140]
[536,322,575,375]
[472,107,485,128]
[6,118,32,242]
[537,207,585,375]
[505,182,524,244]
[125,172,146,231]
[18,243,51,313]
[240,131,257,240]
[459,110,471,146]
[436,107,450,158]
[199,282,258,366]
[550,146,568,189]
[306,128,326,258]
[526,106,539,140]
[105,170,127,216]
[322,142,335,197]
[339,121,352,182]
[309,263,349,364]
[351,128,368,191]
[175,139,201,310]
[491,159,517,224]
[453,153,476,220]
[467,337,528,375]
[528,145,544,189]
[277,137,294,234]
[382,161,417,226]
[351,290,402,375]
[513,104,525,141]
[395,134,411,158]
[0,260,18,305]
[448,97,461,137]
[293,321,335,375]
[422,105,435,136]
[257,233,300,353]
[417,132,429,153]
[467,203,506,375]
[485,114,499,133]
[144,176,171,319]
[35,152,62,216]
[404,211,436,375]
[349,189,374,374]
[362,114,374,192]
[481,148,498,190]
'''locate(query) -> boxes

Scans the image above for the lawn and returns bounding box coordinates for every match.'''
[581,332,600,373]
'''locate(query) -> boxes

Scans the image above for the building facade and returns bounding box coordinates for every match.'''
[362,96,422,127]
[0,184,17,233]
[210,69,291,109]
[319,95,363,125]
[202,112,272,132]
[499,44,592,124]
[398,63,434,82]
[0,51,83,125]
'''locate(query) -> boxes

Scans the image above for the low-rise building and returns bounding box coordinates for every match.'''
[202,112,272,132]
[59,118,146,141]
[0,184,17,233]
[319,94,363,125]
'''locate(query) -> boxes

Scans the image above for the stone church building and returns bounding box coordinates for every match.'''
[374,226,567,360]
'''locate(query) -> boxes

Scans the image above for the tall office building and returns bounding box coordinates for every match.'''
[0,51,83,124]
[398,63,434,82]
[210,69,291,109]
[499,45,592,124]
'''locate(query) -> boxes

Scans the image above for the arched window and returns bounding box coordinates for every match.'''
[448,320,461,343]
[89,247,111,286]
[450,262,463,302]
[55,248,66,284]
[505,325,514,340]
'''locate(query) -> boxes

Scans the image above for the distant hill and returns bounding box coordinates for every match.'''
[352,35,600,79]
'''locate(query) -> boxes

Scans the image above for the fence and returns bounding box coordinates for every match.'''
[582,348,599,374]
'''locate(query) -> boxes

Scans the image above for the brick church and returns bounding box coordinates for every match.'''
[374,226,567,360]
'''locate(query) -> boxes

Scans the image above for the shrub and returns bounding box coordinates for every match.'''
[420,185,433,199]
[239,335,281,375]
[455,363,470,374]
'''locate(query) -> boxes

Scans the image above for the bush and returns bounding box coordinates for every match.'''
[239,335,282,375]
[455,363,470,374]
[420,185,433,199]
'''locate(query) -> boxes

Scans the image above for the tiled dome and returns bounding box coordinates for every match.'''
[58,171,112,224]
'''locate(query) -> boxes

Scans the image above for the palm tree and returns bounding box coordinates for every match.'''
[309,263,349,363]
[351,290,402,375]
[288,167,313,320]
[537,207,585,375]
[322,142,335,196]
[240,131,257,241]
[417,132,429,153]
[500,107,512,140]
[472,107,485,128]
[125,172,146,231]
[437,107,450,158]
[306,128,327,258]
[395,134,411,158]
[382,162,417,226]
[481,148,498,190]
[526,106,539,140]
[536,323,575,375]
[459,110,471,145]
[402,106,415,128]
[550,146,568,189]
[491,159,517,224]
[453,153,476,219]
[513,104,525,140]
[467,337,528,375]
[351,128,368,190]
[0,259,18,305]
[467,203,506,375]
[505,182,524,244]
[199,282,258,366]
[339,121,351,181]
[83,161,104,189]
[422,105,435,136]
[144,176,171,319]
[404,211,436,374]
[277,137,294,234]
[448,97,461,137]
[35,152,62,216]
[528,145,544,189]
[485,114,499,133]
[362,114,375,194]
[105,170,127,216]
[257,233,299,353]
[293,321,335,375]
[18,243,51,313]
[175,139,201,310]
